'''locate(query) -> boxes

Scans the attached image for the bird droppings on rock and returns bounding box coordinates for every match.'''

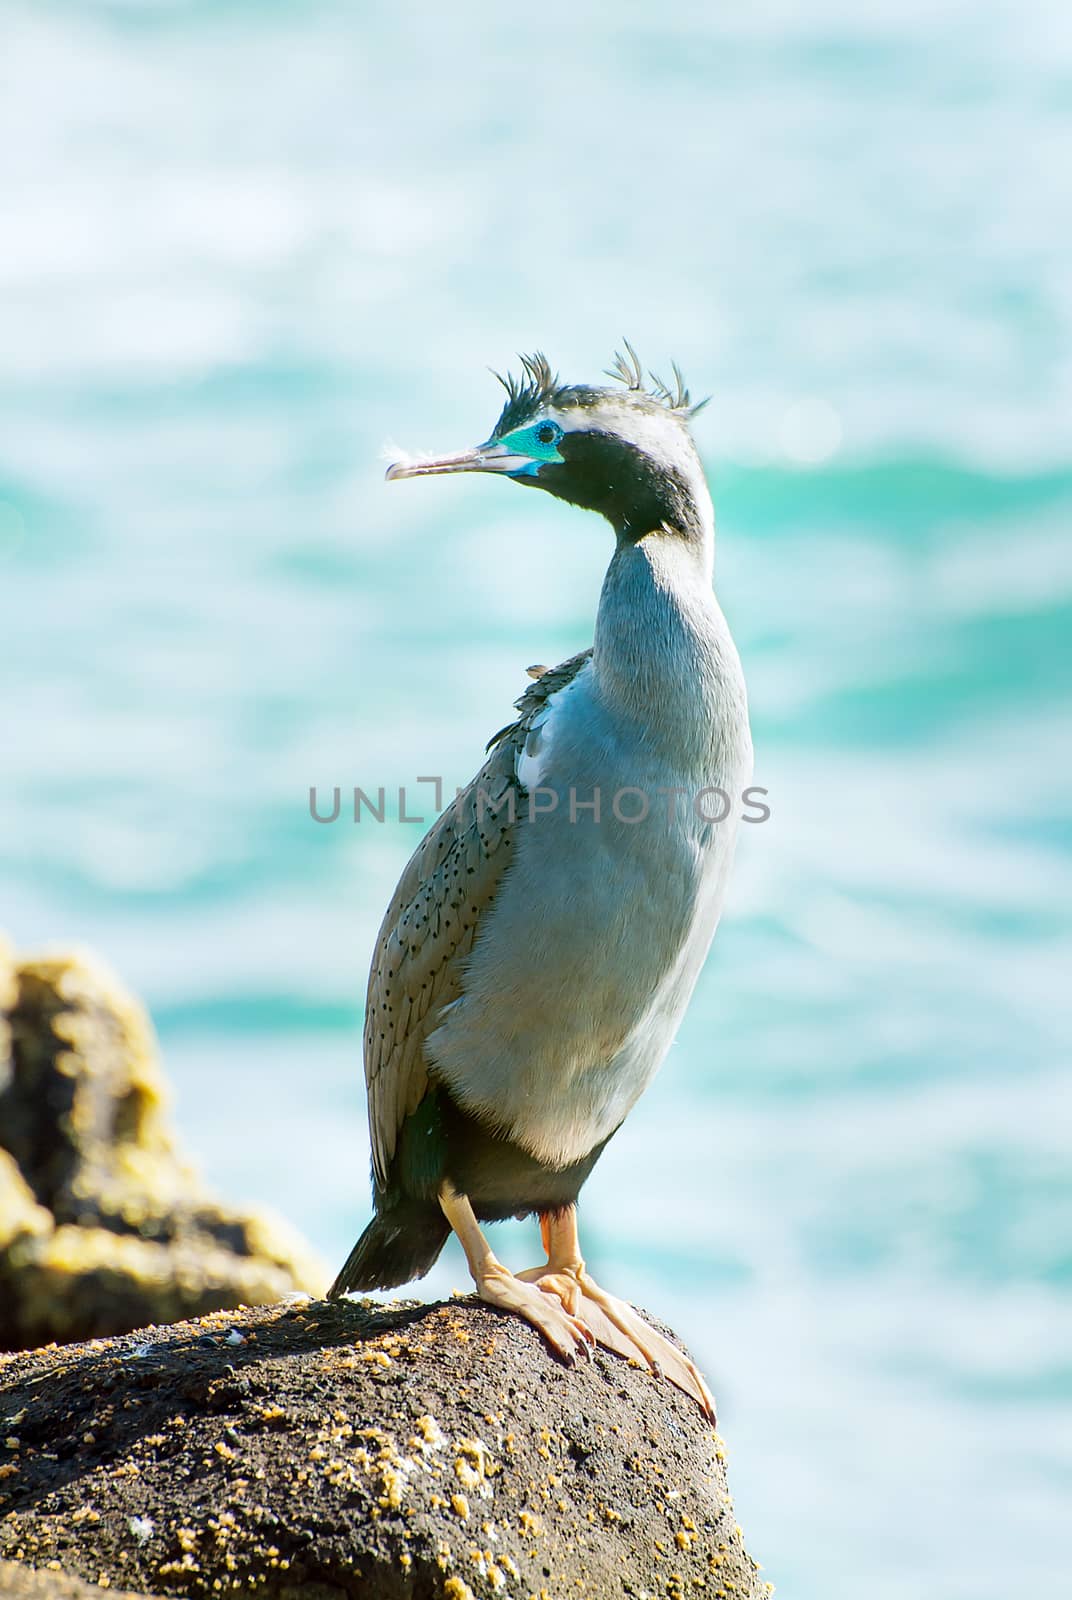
[0,1296,764,1598]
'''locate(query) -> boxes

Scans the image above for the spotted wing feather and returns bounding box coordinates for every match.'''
[364,649,593,1190]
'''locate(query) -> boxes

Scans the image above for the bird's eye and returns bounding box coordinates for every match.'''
[535,422,557,445]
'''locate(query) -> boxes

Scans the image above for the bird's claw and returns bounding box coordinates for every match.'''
[574,1279,716,1422]
[473,1262,594,1364]
[515,1258,715,1418]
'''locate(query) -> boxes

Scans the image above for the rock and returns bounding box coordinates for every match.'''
[0,938,326,1351]
[0,1557,161,1600]
[0,1297,767,1600]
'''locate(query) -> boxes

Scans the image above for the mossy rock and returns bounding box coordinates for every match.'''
[0,938,326,1351]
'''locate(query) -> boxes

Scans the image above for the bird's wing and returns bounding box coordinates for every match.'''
[483,647,593,754]
[364,648,594,1189]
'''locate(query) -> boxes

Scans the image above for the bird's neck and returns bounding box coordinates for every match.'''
[592,516,746,776]
[611,453,715,571]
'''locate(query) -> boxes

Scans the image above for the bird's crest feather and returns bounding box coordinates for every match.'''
[492,342,707,436]
[606,339,708,416]
[491,351,565,436]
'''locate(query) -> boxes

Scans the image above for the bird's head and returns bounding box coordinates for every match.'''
[386,346,711,544]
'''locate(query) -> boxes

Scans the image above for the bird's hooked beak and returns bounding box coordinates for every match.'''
[385,439,535,482]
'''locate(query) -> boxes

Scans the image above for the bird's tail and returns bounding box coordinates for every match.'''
[327,1201,451,1298]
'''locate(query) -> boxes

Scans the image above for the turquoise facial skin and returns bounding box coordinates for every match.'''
[493,419,565,477]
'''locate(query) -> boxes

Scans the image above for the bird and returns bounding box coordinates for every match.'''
[328,346,752,1417]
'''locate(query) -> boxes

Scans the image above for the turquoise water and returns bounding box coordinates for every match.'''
[2,2,1070,1593]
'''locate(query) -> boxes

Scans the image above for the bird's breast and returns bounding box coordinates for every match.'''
[425,657,752,1169]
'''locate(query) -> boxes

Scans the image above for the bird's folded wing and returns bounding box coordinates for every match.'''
[364,648,594,1190]
[484,647,593,753]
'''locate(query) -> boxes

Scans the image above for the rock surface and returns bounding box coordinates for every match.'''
[0,937,326,1352]
[0,1297,767,1600]
[0,1557,161,1599]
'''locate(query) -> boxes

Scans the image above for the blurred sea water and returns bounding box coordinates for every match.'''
[2,2,1070,1595]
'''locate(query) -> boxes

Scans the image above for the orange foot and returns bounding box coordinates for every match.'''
[518,1260,716,1421]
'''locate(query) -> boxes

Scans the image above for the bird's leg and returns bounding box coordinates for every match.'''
[521,1206,717,1422]
[515,1207,586,1313]
[438,1183,594,1364]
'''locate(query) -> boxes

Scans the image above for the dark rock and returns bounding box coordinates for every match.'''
[0,1297,768,1599]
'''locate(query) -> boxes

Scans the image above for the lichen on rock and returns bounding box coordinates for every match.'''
[0,937,326,1351]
